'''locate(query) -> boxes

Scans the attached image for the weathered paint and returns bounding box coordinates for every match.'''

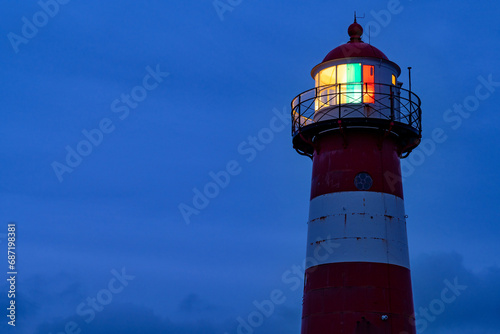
[302,129,414,333]
[301,262,415,334]
[306,191,409,269]
[310,130,404,200]
[309,191,405,221]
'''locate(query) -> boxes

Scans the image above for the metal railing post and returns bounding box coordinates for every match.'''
[338,84,341,119]
[408,91,413,126]
[364,82,367,105]
[390,85,394,121]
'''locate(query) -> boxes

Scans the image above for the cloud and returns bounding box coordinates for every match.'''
[0,284,41,334]
[31,293,300,334]
[411,252,500,333]
[34,303,220,334]
[13,252,500,334]
[178,293,215,314]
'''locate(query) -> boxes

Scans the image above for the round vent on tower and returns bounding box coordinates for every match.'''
[354,172,373,190]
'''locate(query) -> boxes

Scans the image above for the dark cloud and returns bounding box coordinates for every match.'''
[0,284,41,334]
[34,303,220,334]
[0,252,494,334]
[178,293,215,314]
[412,252,500,333]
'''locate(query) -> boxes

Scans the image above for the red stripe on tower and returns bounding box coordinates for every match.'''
[290,18,422,334]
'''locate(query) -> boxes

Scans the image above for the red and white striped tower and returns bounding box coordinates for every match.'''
[291,19,422,334]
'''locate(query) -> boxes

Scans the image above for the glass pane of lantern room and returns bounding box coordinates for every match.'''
[337,64,347,84]
[339,64,362,103]
[338,64,347,103]
[319,66,336,86]
[348,64,362,103]
[347,63,361,82]
[317,66,336,109]
[363,65,375,103]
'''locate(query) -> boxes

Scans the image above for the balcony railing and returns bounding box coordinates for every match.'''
[291,82,422,137]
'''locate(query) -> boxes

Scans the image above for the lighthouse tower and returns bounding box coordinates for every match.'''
[291,19,422,334]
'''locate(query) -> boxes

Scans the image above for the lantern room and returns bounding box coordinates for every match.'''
[291,19,422,158]
[310,20,402,121]
[311,58,401,121]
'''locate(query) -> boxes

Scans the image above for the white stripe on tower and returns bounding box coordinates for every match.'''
[306,191,409,269]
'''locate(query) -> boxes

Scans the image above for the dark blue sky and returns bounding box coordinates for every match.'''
[1,1,499,333]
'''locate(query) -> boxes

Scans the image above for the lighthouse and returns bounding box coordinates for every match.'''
[291,19,422,334]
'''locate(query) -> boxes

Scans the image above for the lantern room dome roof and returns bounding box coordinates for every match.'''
[322,21,389,63]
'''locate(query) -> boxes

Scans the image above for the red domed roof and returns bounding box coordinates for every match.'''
[322,21,388,63]
[323,43,388,62]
